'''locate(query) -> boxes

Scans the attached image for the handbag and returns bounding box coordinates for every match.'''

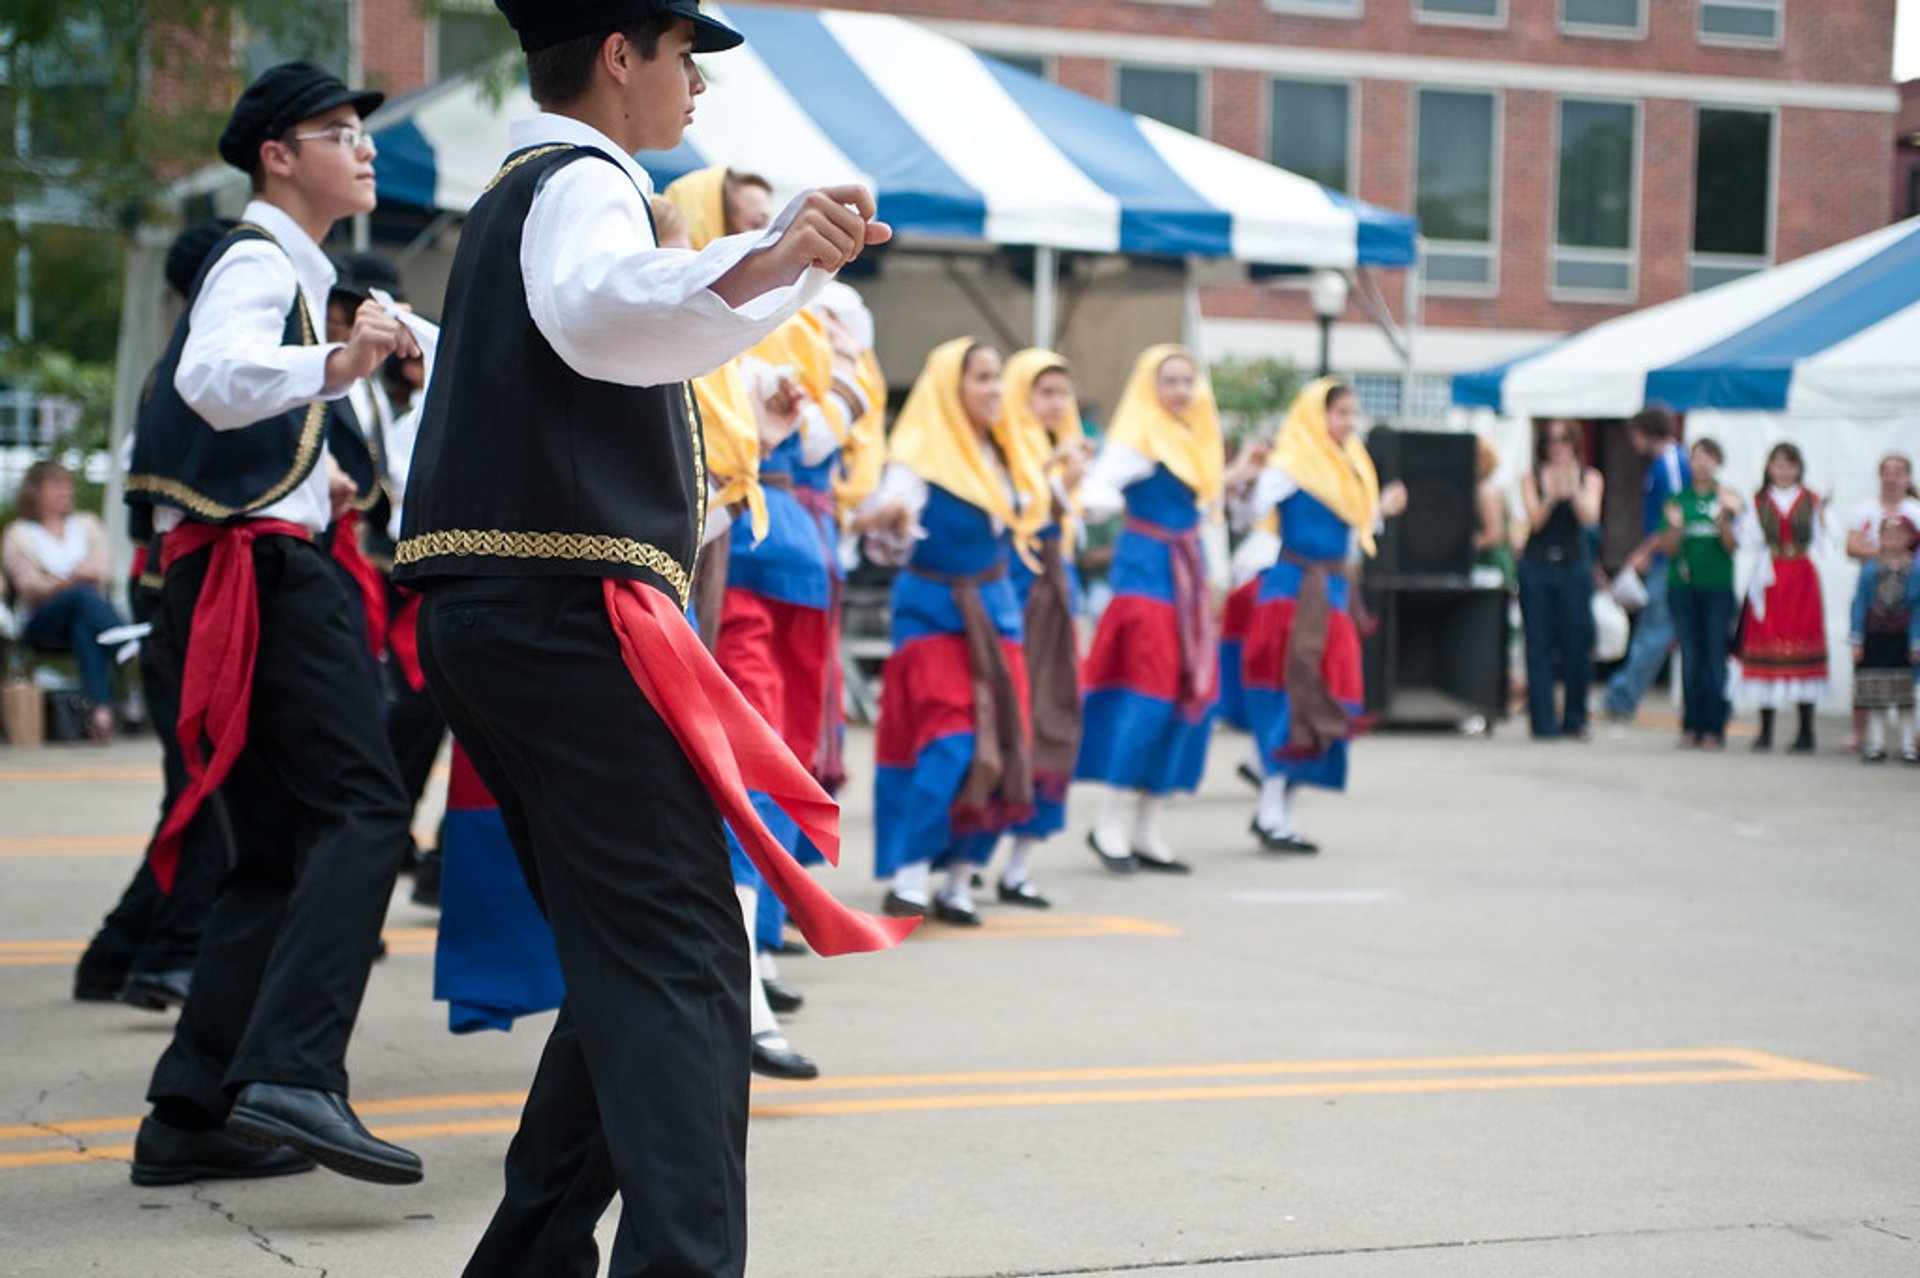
[1592,591,1630,663]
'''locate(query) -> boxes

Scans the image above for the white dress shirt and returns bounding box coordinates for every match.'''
[168,199,343,533]
[1077,442,1157,522]
[512,113,828,387]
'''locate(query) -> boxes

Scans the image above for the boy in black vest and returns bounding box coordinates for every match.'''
[123,62,424,1188]
[395,3,906,1273]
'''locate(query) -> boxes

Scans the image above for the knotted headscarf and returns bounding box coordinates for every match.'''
[1269,376,1381,556]
[1003,348,1083,550]
[1104,344,1223,508]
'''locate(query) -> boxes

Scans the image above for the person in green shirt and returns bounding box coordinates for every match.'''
[1663,437,1742,748]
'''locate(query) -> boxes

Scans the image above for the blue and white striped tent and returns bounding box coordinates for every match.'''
[370,3,1416,270]
[1453,216,1920,420]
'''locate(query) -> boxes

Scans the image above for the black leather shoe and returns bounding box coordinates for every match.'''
[762,977,804,1014]
[410,849,442,908]
[131,1115,317,1187]
[1250,821,1319,855]
[1236,761,1263,790]
[1086,829,1138,875]
[1132,851,1193,874]
[996,878,1051,909]
[73,950,130,1003]
[881,890,928,919]
[121,968,191,1012]
[751,1032,820,1080]
[930,897,982,927]
[226,1084,423,1185]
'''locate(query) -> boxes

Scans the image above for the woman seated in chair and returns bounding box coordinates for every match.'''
[3,461,127,742]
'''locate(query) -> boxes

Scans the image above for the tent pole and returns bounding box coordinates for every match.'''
[1182,258,1203,359]
[1400,240,1424,423]
[1032,244,1058,349]
[104,225,171,610]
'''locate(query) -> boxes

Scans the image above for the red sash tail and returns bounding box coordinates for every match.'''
[149,519,312,892]
[601,579,917,956]
[329,510,389,658]
[388,590,426,693]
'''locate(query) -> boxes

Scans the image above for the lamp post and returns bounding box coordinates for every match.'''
[1309,268,1349,379]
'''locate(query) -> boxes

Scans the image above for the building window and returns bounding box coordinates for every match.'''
[241,1,350,81]
[1561,0,1645,36]
[1352,374,1453,425]
[1416,0,1504,25]
[1415,88,1498,292]
[1699,0,1782,46]
[1690,107,1773,291]
[437,1,514,79]
[1554,98,1637,298]
[1117,66,1203,135]
[988,53,1049,80]
[1269,79,1351,191]
[1908,166,1920,220]
[1265,0,1363,16]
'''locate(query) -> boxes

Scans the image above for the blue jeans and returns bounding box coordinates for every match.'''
[21,584,126,707]
[1517,556,1594,738]
[1669,584,1733,738]
[1605,570,1673,718]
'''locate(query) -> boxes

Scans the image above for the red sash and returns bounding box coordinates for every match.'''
[388,590,426,693]
[601,579,916,956]
[148,519,312,892]
[329,509,388,658]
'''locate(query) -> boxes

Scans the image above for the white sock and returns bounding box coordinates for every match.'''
[939,865,975,910]
[890,861,931,906]
[1091,787,1130,855]
[1899,708,1918,753]
[1867,710,1888,753]
[1003,837,1037,888]
[1256,776,1290,834]
[1245,743,1265,777]
[1132,794,1177,863]
[757,949,780,981]
[736,887,780,1036]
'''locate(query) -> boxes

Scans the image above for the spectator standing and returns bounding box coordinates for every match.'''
[3,461,127,742]
[1737,442,1828,752]
[1517,420,1604,740]
[1664,438,1741,748]
[1839,454,1919,751]
[1848,514,1920,764]
[1605,407,1690,721]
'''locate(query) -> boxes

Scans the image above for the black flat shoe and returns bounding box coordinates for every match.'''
[1236,761,1263,790]
[881,890,928,919]
[996,878,1051,909]
[409,850,442,908]
[750,1032,819,1081]
[1086,830,1138,875]
[131,1116,317,1187]
[1251,820,1318,855]
[73,951,130,1003]
[1863,748,1888,764]
[226,1083,422,1186]
[1131,851,1192,875]
[762,977,804,1014]
[1787,736,1816,754]
[930,897,982,927]
[121,968,191,1012]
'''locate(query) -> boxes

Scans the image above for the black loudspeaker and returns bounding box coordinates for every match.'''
[1366,427,1476,580]
[1362,585,1508,728]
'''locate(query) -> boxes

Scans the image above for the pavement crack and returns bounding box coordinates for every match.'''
[17,1069,94,1154]
[1863,1219,1916,1243]
[188,1183,328,1275]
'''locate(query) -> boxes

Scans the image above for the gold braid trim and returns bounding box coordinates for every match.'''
[394,530,692,606]
[483,145,576,195]
[684,381,707,593]
[125,222,327,521]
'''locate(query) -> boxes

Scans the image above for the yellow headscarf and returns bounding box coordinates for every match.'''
[886,337,1051,560]
[1104,344,1223,508]
[1003,348,1083,550]
[750,312,848,443]
[661,166,729,251]
[834,347,888,517]
[1269,375,1382,556]
[693,360,768,543]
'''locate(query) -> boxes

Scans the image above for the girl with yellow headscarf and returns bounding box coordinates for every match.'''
[1235,377,1406,856]
[1075,345,1225,873]
[864,338,1053,925]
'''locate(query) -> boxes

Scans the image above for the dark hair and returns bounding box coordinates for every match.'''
[720,170,773,234]
[1324,382,1354,413]
[527,16,677,108]
[15,460,74,522]
[961,342,999,378]
[1534,418,1579,466]
[248,135,300,194]
[1760,441,1804,492]
[1691,437,1724,465]
[1628,405,1677,441]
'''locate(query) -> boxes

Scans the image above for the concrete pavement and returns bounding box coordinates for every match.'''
[1,716,1915,1276]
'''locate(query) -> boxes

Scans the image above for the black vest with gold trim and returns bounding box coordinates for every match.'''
[392,145,706,608]
[125,225,327,525]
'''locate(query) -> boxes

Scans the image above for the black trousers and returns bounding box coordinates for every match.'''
[418,576,749,1278]
[85,590,223,976]
[146,534,410,1118]
[385,662,447,836]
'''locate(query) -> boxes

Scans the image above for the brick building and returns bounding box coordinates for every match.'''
[1899,79,1920,222]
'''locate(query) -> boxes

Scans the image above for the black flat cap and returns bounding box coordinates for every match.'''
[165,218,239,298]
[218,61,385,172]
[331,251,406,303]
[495,0,743,54]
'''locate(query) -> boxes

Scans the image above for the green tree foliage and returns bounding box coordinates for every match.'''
[1209,354,1304,446]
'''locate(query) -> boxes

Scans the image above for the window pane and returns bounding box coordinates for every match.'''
[1269,80,1350,191]
[1419,0,1501,17]
[1553,256,1632,292]
[1690,259,1764,292]
[1423,248,1494,286]
[1562,0,1642,28]
[1416,90,1496,244]
[242,2,351,81]
[1701,2,1780,40]
[1117,66,1201,135]
[1693,108,1771,256]
[1557,100,1634,251]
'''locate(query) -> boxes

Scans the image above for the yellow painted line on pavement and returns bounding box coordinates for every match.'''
[0,834,145,859]
[0,926,442,968]
[0,765,161,784]
[0,1048,1862,1171]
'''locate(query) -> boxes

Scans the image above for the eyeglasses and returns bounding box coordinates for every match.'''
[284,124,377,155]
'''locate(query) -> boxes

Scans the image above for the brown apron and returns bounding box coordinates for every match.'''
[1278,550,1353,756]
[908,560,1034,816]
[1022,536,1083,779]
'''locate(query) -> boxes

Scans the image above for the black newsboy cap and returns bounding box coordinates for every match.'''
[495,0,744,54]
[218,61,385,173]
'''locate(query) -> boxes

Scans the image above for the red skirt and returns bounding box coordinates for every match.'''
[1739,557,1827,684]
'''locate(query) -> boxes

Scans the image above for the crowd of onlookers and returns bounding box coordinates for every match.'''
[1480,408,1920,762]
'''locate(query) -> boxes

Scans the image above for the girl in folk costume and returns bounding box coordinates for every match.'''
[992,350,1095,908]
[1237,379,1406,853]
[1849,513,1920,764]
[1076,345,1224,874]
[866,338,1052,925]
[1737,442,1828,753]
